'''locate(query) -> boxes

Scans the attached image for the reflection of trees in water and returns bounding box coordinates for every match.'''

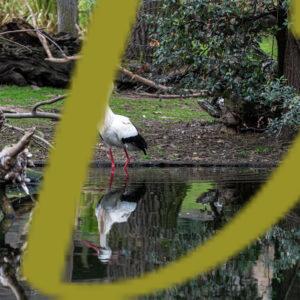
[142,180,300,300]
[74,170,300,299]
[0,184,35,300]
[106,172,188,280]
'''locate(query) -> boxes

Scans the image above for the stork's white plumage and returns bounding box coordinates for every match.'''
[95,191,137,262]
[99,107,147,173]
[82,184,145,263]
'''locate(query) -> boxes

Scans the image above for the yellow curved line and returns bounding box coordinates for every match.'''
[22,1,300,299]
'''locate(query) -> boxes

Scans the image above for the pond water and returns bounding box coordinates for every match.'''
[0,167,299,299]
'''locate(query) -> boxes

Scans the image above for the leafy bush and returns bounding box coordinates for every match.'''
[78,0,96,29]
[260,78,300,132]
[150,0,299,132]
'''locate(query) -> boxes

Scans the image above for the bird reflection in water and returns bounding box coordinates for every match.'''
[82,182,146,264]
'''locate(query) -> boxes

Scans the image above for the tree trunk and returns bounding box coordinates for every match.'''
[57,0,78,37]
[283,32,300,91]
[275,1,300,91]
[126,0,161,62]
[276,3,287,77]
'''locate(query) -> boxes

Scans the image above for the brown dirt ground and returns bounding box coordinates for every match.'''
[0,119,294,167]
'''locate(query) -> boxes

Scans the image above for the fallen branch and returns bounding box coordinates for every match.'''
[32,95,66,113]
[132,91,208,99]
[45,55,80,63]
[3,124,54,150]
[4,111,60,121]
[5,14,174,92]
[119,67,172,92]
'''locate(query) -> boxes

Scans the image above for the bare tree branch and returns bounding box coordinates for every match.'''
[32,95,66,113]
[25,0,54,59]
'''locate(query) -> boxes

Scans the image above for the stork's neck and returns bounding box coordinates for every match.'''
[100,232,107,248]
[104,107,115,125]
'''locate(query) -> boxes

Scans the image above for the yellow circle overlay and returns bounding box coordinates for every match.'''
[22,1,300,299]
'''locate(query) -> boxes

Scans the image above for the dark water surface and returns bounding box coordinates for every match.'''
[0,167,299,299]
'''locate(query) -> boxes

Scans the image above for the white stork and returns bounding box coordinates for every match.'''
[99,106,147,174]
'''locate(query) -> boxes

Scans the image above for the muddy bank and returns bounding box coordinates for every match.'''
[0,119,293,167]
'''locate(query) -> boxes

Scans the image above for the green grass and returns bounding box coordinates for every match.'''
[255,145,271,154]
[111,97,212,124]
[0,85,64,108]
[238,149,249,158]
[180,182,214,213]
[0,85,212,128]
[260,35,277,59]
[0,85,64,127]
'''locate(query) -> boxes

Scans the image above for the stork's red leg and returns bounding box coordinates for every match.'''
[108,171,115,189]
[108,148,115,171]
[82,240,100,254]
[123,148,130,175]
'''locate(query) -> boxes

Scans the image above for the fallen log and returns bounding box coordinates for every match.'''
[119,67,172,92]
[0,19,80,87]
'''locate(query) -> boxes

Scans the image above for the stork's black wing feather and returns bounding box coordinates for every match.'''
[122,134,148,155]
